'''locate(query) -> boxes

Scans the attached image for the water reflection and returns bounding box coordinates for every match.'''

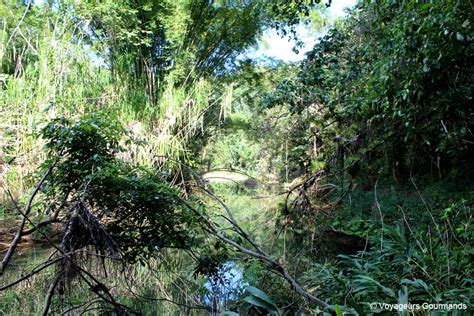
[203,262,247,315]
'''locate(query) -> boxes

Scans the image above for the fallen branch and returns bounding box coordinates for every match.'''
[158,158,331,309]
[179,197,330,310]
[41,273,62,316]
[1,163,56,274]
[0,256,63,291]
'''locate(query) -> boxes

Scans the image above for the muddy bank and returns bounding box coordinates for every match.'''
[0,219,62,254]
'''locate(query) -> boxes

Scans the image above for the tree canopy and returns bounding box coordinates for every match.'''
[1,0,473,315]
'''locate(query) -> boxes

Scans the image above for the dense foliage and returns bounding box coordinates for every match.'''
[40,115,202,263]
[1,0,473,315]
[267,0,474,181]
[258,0,474,314]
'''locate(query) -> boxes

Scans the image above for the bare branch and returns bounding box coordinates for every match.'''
[180,199,330,309]
[1,162,56,274]
[41,273,62,316]
[0,256,63,291]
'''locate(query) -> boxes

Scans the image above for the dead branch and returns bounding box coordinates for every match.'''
[41,273,62,316]
[1,163,56,274]
[0,256,63,291]
[158,156,266,255]
[5,188,62,239]
[59,298,102,316]
[180,198,330,310]
[75,265,139,315]
[158,157,331,309]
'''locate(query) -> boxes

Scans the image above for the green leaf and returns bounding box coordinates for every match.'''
[244,296,279,314]
[244,286,281,315]
[245,286,278,308]
[355,275,396,298]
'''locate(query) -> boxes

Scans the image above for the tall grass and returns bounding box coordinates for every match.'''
[0,3,237,313]
[1,7,111,200]
[0,2,232,199]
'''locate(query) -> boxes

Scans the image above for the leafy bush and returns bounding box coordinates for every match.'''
[302,216,473,314]
[39,114,202,263]
[266,0,474,180]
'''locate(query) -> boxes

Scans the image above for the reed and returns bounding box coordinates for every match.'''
[0,3,231,198]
